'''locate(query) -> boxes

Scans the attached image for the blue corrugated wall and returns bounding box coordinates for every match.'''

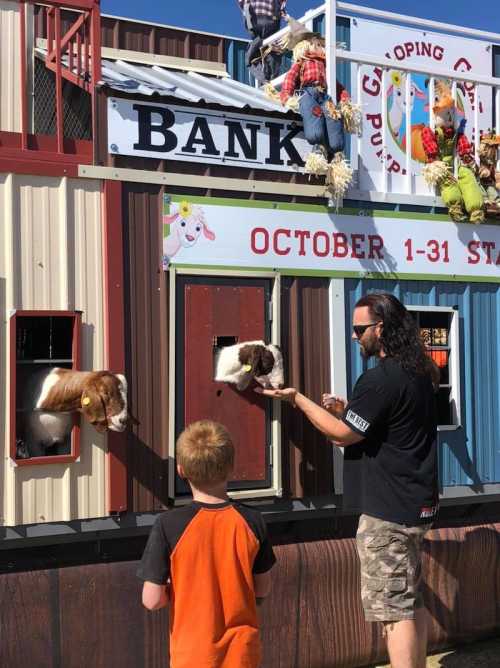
[345,278,500,489]
[225,15,350,87]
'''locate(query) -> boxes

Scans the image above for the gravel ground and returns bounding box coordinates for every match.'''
[374,636,500,667]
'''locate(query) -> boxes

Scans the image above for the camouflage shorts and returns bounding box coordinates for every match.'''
[355,514,432,623]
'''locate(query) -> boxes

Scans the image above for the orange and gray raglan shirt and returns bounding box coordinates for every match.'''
[137,500,276,668]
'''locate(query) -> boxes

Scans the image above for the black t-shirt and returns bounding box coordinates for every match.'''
[342,357,438,525]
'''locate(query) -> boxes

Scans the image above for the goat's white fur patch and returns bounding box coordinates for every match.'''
[110,373,128,431]
[35,368,60,409]
[214,340,284,390]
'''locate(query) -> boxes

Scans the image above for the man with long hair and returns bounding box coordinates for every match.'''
[257,292,438,668]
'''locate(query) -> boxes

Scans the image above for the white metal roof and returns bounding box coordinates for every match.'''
[100,59,286,113]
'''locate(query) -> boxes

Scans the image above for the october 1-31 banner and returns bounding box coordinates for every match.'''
[162,197,500,279]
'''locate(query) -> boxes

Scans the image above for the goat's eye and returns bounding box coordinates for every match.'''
[196,226,201,232]
[181,221,186,227]
[410,90,414,96]
[397,91,401,96]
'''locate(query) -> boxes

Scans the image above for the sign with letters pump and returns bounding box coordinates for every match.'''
[107,98,310,172]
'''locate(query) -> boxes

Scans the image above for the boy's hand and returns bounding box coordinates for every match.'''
[254,387,297,406]
[322,394,347,418]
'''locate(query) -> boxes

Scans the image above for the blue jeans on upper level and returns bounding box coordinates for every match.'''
[299,86,345,154]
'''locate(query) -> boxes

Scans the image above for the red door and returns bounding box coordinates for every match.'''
[176,276,272,492]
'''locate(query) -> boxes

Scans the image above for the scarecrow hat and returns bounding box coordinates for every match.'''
[279,16,324,51]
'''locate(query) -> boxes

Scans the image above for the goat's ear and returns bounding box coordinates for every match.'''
[235,345,257,391]
[260,348,275,375]
[80,384,106,427]
[236,363,254,391]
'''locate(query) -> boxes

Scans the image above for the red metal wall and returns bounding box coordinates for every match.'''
[121,184,333,511]
[2,522,500,667]
[34,7,227,63]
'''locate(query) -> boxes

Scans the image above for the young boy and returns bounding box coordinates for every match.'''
[137,420,276,668]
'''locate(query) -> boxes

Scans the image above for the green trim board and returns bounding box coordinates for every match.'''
[167,193,500,225]
[173,264,500,284]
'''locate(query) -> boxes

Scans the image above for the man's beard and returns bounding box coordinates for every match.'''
[360,337,382,359]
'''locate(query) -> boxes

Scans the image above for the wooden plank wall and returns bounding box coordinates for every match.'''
[2,523,500,667]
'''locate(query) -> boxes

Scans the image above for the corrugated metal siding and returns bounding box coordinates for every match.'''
[281,277,333,496]
[0,0,21,132]
[99,60,285,111]
[313,15,351,93]
[3,523,500,666]
[0,174,106,526]
[122,183,170,512]
[345,278,500,488]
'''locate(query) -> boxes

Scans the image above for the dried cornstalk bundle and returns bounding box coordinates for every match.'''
[304,150,329,176]
[340,99,362,135]
[263,83,281,104]
[422,160,452,187]
[325,99,341,120]
[285,94,301,113]
[325,154,353,208]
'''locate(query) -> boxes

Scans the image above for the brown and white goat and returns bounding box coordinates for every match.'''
[19,367,128,458]
[214,341,284,391]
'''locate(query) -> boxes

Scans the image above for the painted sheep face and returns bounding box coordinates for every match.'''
[177,216,203,248]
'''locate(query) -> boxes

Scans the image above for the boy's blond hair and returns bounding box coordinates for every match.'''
[176,420,234,485]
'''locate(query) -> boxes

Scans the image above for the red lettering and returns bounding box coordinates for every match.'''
[366,113,382,130]
[371,132,383,147]
[421,43,432,58]
[454,57,472,72]
[251,227,269,254]
[433,45,444,61]
[467,240,480,264]
[394,45,405,61]
[313,231,329,257]
[388,159,401,173]
[332,233,348,258]
[368,235,384,259]
[482,241,496,264]
[404,42,415,58]
[294,230,310,256]
[362,74,380,97]
[273,228,291,255]
[351,233,366,259]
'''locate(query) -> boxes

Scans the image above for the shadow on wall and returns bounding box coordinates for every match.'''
[127,430,170,510]
[422,525,500,650]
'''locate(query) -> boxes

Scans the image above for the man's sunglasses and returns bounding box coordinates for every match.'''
[352,322,381,338]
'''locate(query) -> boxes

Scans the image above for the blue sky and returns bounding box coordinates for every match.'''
[100,0,499,39]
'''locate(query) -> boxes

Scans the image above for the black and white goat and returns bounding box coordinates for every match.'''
[17,367,128,458]
[214,340,284,391]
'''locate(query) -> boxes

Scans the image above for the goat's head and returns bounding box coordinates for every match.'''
[163,202,215,249]
[80,372,128,433]
[237,343,284,391]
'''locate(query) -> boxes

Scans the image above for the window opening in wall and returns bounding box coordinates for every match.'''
[12,312,81,464]
[409,307,460,428]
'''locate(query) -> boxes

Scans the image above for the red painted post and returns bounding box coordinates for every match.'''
[54,7,64,153]
[19,1,28,150]
[102,179,128,514]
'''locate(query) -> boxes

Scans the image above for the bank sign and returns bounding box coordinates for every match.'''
[162,196,500,280]
[107,98,309,172]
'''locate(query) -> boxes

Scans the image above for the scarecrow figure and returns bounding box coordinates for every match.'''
[421,81,484,223]
[274,17,361,205]
[238,0,287,82]
[478,132,500,216]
